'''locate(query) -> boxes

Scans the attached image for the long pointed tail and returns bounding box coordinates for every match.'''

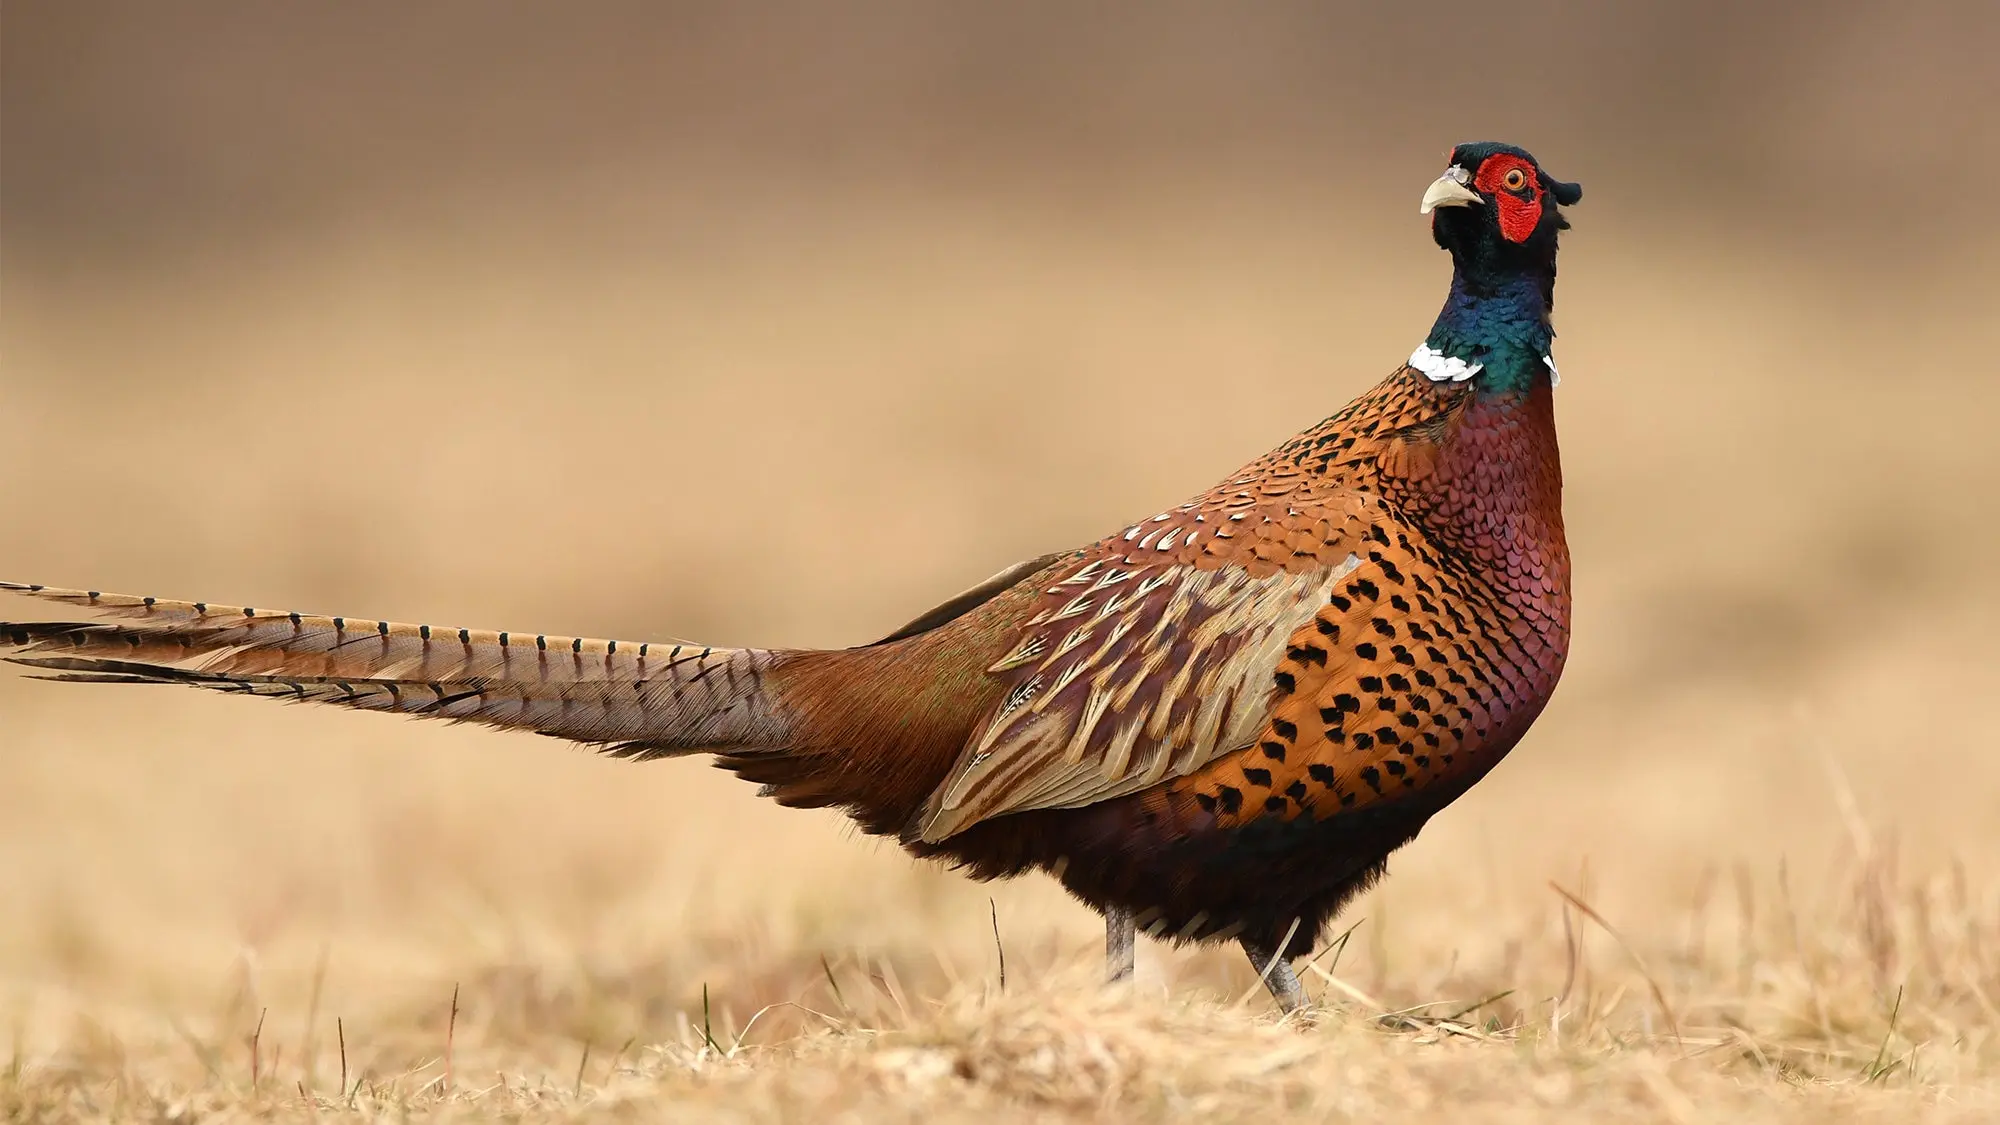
[0,582,791,755]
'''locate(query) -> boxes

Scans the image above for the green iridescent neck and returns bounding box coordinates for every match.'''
[1421,269,1556,395]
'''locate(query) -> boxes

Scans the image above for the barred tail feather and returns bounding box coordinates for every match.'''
[1,582,790,753]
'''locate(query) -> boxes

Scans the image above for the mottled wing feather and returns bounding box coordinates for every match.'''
[916,492,1387,842]
[1175,514,1567,824]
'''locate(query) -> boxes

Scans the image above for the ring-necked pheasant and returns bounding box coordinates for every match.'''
[2,142,1580,1012]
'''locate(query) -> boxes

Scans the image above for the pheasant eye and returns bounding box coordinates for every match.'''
[1503,168,1529,191]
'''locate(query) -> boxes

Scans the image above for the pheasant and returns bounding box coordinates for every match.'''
[2,142,1580,1012]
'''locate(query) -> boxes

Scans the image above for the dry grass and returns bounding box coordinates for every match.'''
[1,847,1994,1123]
[6,7,2000,1120]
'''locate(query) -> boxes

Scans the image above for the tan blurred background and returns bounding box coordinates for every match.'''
[3,0,1998,1057]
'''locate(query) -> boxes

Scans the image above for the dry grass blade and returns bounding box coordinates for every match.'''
[167,1015,225,1090]
[698,984,723,1056]
[301,943,326,1095]
[444,983,459,1095]
[1863,986,1904,1084]
[1299,961,1386,1012]
[1553,894,1579,1047]
[1444,989,1514,1024]
[820,954,849,1016]
[990,898,1007,991]
[248,1008,266,1091]
[1550,882,1683,1052]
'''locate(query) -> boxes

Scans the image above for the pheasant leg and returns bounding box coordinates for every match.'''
[1243,941,1307,1013]
[1105,906,1135,983]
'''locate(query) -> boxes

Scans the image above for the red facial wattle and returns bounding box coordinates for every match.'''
[1472,155,1544,243]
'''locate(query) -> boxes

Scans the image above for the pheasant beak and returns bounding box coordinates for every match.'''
[1420,166,1483,214]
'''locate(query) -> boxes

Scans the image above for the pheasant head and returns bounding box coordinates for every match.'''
[1415,142,1584,395]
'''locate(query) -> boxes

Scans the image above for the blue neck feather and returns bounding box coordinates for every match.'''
[1423,268,1555,396]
